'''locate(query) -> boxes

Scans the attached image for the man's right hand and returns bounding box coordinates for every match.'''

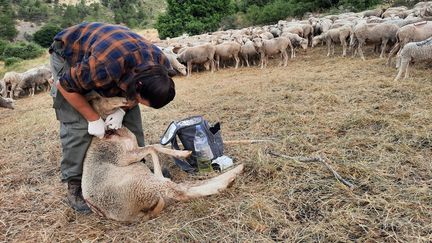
[88,118,105,138]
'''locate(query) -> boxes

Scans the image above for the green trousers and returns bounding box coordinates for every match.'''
[50,51,145,182]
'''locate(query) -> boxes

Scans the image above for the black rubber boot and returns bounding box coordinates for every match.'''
[67,180,91,214]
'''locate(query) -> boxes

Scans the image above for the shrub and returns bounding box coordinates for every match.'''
[2,42,45,60]
[33,24,63,48]
[4,57,23,66]
[156,0,235,39]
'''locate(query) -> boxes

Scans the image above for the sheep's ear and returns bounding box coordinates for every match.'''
[85,91,102,101]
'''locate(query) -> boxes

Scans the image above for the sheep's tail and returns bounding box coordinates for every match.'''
[169,164,244,202]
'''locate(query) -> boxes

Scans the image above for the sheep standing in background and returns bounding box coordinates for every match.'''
[253,37,293,68]
[351,22,399,60]
[3,71,21,98]
[177,44,216,76]
[281,32,308,58]
[240,40,258,67]
[214,41,241,70]
[13,67,52,97]
[394,37,432,81]
[0,79,6,97]
[159,47,187,76]
[387,21,432,66]
[323,25,352,57]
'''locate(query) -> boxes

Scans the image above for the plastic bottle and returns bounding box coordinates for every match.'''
[194,125,214,173]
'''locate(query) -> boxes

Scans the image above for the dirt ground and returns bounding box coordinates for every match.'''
[1,47,431,242]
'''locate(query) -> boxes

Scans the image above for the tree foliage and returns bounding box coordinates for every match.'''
[0,0,18,41]
[156,0,235,39]
[33,24,62,48]
[241,0,382,25]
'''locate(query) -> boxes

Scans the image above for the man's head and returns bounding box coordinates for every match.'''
[128,65,176,109]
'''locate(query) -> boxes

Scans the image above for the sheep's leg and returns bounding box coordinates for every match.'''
[403,61,410,80]
[234,54,240,69]
[31,84,36,96]
[282,50,288,67]
[358,41,366,61]
[187,61,192,77]
[387,42,400,66]
[342,40,347,57]
[125,145,191,178]
[394,59,408,81]
[215,55,220,71]
[245,56,250,67]
[260,53,265,69]
[178,164,244,200]
[210,59,215,73]
[331,42,336,56]
[380,40,388,59]
[326,41,331,57]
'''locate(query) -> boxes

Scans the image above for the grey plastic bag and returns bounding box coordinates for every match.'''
[160,116,224,173]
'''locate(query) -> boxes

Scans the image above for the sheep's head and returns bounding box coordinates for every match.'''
[300,39,309,50]
[86,92,128,119]
[0,97,15,110]
[252,38,263,50]
[177,64,187,76]
[311,36,321,48]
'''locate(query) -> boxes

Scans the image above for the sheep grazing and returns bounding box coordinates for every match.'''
[82,95,244,222]
[394,37,432,81]
[281,32,308,58]
[387,21,432,66]
[214,41,241,70]
[160,47,187,76]
[3,71,21,98]
[0,96,15,109]
[13,67,52,98]
[253,37,293,68]
[177,44,216,76]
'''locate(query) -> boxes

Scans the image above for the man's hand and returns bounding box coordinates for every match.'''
[105,108,126,130]
[88,118,106,138]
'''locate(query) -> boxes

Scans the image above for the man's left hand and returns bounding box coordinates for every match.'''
[105,108,126,129]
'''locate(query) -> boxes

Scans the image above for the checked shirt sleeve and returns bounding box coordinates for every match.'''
[59,55,111,93]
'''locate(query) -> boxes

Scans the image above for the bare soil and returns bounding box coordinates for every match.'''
[1,47,431,242]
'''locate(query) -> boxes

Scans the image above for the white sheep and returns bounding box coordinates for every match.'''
[394,37,432,81]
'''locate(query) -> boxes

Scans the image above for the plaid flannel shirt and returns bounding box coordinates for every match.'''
[53,22,172,99]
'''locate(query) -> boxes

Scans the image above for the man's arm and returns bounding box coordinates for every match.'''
[56,82,100,121]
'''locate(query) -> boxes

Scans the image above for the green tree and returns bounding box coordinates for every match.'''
[0,0,18,41]
[33,24,62,47]
[156,0,235,39]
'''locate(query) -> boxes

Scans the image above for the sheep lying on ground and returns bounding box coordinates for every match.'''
[82,94,244,222]
[0,96,14,109]
[394,37,432,81]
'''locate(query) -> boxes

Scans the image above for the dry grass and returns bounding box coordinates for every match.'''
[1,47,432,242]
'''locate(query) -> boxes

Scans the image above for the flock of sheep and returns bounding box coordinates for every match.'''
[0,66,52,109]
[155,1,432,81]
[1,2,432,109]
